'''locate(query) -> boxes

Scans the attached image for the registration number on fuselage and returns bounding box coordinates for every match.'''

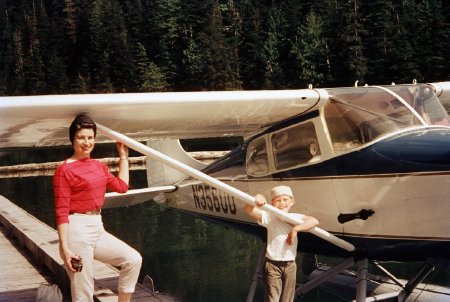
[191,184,237,215]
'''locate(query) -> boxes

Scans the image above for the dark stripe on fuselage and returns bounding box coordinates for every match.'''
[204,127,450,179]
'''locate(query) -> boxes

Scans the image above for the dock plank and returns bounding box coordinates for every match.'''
[0,225,60,302]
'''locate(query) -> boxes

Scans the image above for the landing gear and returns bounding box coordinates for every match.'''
[247,248,442,302]
[397,262,435,301]
[355,258,369,301]
[246,242,266,302]
[297,257,438,302]
[296,257,354,297]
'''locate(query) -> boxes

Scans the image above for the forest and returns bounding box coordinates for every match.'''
[1,0,450,95]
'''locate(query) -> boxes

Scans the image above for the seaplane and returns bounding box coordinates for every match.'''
[2,81,450,301]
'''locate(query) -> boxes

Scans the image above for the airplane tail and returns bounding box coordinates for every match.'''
[146,139,207,187]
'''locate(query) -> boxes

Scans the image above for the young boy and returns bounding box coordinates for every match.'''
[244,185,319,302]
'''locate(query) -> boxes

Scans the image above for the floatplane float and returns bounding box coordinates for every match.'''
[2,82,450,301]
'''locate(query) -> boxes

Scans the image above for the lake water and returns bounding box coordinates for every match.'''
[1,152,449,301]
[0,170,262,301]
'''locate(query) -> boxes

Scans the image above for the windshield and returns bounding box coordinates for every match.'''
[324,85,450,153]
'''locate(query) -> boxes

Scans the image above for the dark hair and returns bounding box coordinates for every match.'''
[69,114,97,144]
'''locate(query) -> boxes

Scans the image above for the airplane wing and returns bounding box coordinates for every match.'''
[0,89,327,148]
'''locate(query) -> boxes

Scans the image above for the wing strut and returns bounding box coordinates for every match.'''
[97,123,355,252]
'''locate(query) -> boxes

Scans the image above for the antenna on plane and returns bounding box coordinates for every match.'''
[354,80,359,87]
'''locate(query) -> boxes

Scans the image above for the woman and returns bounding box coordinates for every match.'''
[53,114,142,302]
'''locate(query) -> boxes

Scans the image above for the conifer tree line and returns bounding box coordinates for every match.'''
[1,0,449,95]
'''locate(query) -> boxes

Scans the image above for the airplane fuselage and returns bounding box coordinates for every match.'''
[167,127,450,260]
[164,84,450,261]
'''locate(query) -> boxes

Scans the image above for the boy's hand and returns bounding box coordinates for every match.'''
[287,229,298,245]
[254,194,267,207]
[286,216,319,245]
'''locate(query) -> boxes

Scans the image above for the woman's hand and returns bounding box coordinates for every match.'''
[60,246,80,273]
[57,223,82,273]
[116,142,130,184]
[116,142,129,159]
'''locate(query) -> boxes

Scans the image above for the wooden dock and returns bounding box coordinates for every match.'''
[0,195,180,302]
[0,224,65,301]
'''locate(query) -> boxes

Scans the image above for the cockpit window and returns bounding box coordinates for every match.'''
[324,103,364,152]
[271,122,320,170]
[325,85,450,152]
[246,136,269,176]
[410,86,450,125]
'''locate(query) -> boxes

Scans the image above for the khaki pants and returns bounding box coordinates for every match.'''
[66,214,142,302]
[264,258,297,302]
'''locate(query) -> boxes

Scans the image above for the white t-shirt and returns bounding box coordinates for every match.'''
[259,211,304,261]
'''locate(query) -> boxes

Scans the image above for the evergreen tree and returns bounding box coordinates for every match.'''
[290,11,329,88]
[88,0,131,92]
[220,0,243,90]
[444,0,450,79]
[180,27,206,90]
[122,0,145,46]
[385,0,420,84]
[236,0,265,89]
[410,0,448,82]
[2,0,450,94]
[178,0,210,90]
[70,56,91,93]
[328,0,367,86]
[88,0,112,92]
[36,1,69,93]
[142,0,181,88]
[262,6,286,89]
[134,42,167,91]
[22,1,46,94]
[0,3,13,95]
[361,0,397,84]
[10,28,26,94]
[67,0,93,92]
[64,0,78,43]
[45,48,69,93]
[198,0,240,90]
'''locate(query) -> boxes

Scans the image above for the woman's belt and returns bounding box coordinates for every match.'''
[70,209,101,215]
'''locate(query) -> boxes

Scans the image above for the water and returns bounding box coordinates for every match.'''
[0,171,269,301]
[1,153,450,301]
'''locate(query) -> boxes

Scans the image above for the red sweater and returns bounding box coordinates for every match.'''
[53,158,129,225]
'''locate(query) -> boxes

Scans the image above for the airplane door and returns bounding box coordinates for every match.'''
[331,149,401,238]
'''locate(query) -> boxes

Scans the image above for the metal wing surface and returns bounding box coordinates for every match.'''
[0,89,325,148]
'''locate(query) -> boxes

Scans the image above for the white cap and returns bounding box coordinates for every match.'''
[271,185,293,199]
